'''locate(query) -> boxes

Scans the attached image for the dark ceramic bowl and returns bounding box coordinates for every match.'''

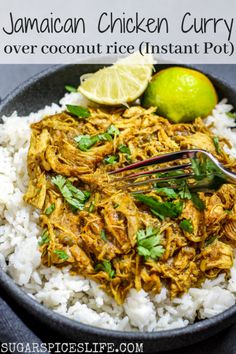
[0,64,236,353]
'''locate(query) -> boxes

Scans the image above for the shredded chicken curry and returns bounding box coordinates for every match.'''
[24,106,236,304]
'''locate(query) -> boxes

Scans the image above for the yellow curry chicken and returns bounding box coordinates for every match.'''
[24,106,236,304]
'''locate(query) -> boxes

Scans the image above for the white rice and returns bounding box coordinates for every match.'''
[0,94,236,332]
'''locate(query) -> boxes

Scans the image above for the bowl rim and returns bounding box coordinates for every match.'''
[0,63,236,342]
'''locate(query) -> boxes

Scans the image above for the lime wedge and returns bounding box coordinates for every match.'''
[78,53,153,105]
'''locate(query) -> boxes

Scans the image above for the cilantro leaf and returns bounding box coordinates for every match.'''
[150,208,165,221]
[155,187,178,199]
[213,136,221,154]
[38,229,50,246]
[54,249,69,261]
[103,155,118,164]
[88,201,95,213]
[205,235,217,246]
[134,194,183,219]
[45,203,55,215]
[191,192,205,211]
[74,126,119,152]
[106,125,120,136]
[66,105,90,119]
[118,144,131,155]
[100,229,107,241]
[65,85,77,93]
[191,156,224,180]
[52,175,90,212]
[226,112,236,119]
[179,219,193,233]
[95,260,115,278]
[74,135,99,151]
[118,144,132,162]
[178,183,192,200]
[136,226,165,260]
[97,132,113,142]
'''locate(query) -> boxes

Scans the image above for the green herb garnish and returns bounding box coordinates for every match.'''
[97,132,113,141]
[95,260,115,278]
[191,156,224,181]
[45,203,55,215]
[136,226,165,260]
[74,126,118,152]
[66,104,90,119]
[118,144,131,162]
[54,249,69,261]
[52,175,90,212]
[65,85,77,93]
[191,192,205,211]
[74,135,99,151]
[178,182,192,200]
[38,230,50,246]
[155,187,178,199]
[150,208,165,221]
[205,235,217,246]
[118,144,131,155]
[134,194,183,219]
[179,219,193,233]
[226,112,236,119]
[103,155,118,164]
[106,125,120,136]
[213,136,221,154]
[88,201,95,213]
[100,230,107,241]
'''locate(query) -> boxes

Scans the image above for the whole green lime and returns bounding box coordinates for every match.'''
[142,67,218,123]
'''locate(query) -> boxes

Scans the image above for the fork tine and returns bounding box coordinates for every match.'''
[127,172,194,188]
[108,149,198,175]
[112,163,192,182]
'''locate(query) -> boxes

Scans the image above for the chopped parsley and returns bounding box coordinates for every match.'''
[136,226,165,260]
[54,249,69,261]
[45,203,55,215]
[38,230,50,246]
[103,155,118,164]
[65,85,77,93]
[134,194,183,219]
[52,175,90,212]
[66,105,90,119]
[213,136,221,154]
[95,260,115,278]
[179,219,193,233]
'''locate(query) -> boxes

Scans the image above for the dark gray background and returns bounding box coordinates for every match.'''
[0,64,236,354]
[0,64,236,102]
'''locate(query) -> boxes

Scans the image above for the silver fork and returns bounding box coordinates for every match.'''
[109,149,236,191]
